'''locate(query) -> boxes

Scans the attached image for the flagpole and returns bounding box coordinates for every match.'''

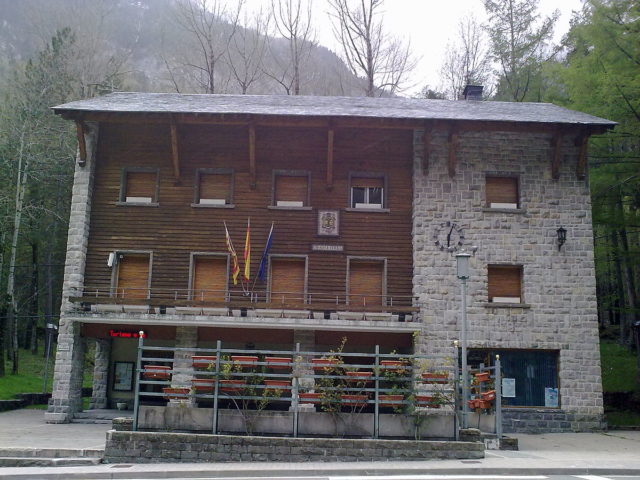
[251,222,274,295]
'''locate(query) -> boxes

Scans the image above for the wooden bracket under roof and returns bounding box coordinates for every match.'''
[575,130,589,180]
[448,125,458,178]
[550,128,563,180]
[249,122,256,189]
[169,117,181,181]
[326,123,334,190]
[422,120,432,175]
[75,119,87,166]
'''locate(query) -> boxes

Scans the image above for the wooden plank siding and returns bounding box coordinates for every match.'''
[83,121,414,306]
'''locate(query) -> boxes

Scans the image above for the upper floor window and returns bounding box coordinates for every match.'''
[190,254,228,301]
[194,169,233,207]
[486,176,519,209]
[350,175,385,209]
[272,170,310,208]
[488,264,522,303]
[348,257,386,306]
[119,168,159,205]
[269,256,307,303]
[112,252,152,299]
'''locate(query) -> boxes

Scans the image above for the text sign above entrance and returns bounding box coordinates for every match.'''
[311,244,344,252]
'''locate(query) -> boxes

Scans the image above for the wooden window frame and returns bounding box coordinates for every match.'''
[192,168,235,208]
[110,250,153,299]
[117,167,160,206]
[188,252,230,301]
[269,170,312,210]
[267,254,309,303]
[347,172,388,212]
[346,256,388,306]
[487,264,523,304]
[484,174,522,212]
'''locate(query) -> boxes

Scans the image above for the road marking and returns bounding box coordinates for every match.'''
[575,476,615,480]
[330,476,548,480]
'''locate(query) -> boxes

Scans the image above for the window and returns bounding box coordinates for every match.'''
[113,253,151,299]
[119,168,159,204]
[269,257,307,303]
[488,265,522,303]
[348,258,386,306]
[273,171,310,208]
[190,254,228,302]
[194,169,233,206]
[486,176,519,209]
[350,176,384,209]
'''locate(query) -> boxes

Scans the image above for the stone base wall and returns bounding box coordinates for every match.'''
[104,431,484,463]
[502,408,605,433]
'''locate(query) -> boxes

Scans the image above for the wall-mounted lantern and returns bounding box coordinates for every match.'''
[556,227,567,251]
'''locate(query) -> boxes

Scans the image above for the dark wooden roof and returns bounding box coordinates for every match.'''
[53,92,616,127]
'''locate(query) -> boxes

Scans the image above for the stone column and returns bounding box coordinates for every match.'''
[46,122,98,423]
[170,326,197,406]
[89,338,111,410]
[293,329,315,389]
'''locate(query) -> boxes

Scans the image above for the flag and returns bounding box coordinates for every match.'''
[243,218,251,282]
[257,222,274,282]
[224,221,240,285]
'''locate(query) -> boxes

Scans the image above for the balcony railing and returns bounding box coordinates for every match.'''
[69,286,419,319]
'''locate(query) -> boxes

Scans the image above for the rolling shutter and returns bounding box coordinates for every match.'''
[349,260,384,306]
[275,176,307,205]
[486,176,518,208]
[192,256,227,302]
[125,172,156,202]
[488,265,522,302]
[200,173,231,204]
[116,254,150,299]
[270,258,305,303]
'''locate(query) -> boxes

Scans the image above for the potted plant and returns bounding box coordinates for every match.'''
[231,355,258,368]
[142,365,171,380]
[192,356,216,369]
[265,357,292,370]
[191,378,215,393]
[420,372,449,384]
[474,371,490,383]
[162,387,190,400]
[298,390,322,404]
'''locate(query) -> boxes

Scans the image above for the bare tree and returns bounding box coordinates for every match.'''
[227,9,270,94]
[265,0,315,95]
[440,15,492,100]
[329,0,415,97]
[170,0,243,94]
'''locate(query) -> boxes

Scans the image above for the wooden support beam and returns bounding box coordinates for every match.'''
[448,127,458,178]
[75,120,87,166]
[326,127,334,190]
[249,123,256,188]
[550,130,562,180]
[575,132,589,180]
[422,121,431,175]
[169,119,180,180]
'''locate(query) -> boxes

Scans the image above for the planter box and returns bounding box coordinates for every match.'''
[192,378,215,393]
[340,394,369,407]
[192,356,217,369]
[379,394,404,407]
[380,360,407,373]
[416,395,441,408]
[142,365,171,380]
[346,371,372,384]
[265,357,292,370]
[220,380,244,394]
[474,372,490,382]
[162,387,190,400]
[231,355,258,368]
[298,392,322,404]
[264,380,291,395]
[420,373,449,384]
[481,390,496,401]
[311,358,339,371]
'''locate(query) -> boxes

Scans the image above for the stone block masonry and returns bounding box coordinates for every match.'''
[411,129,604,433]
[104,431,484,463]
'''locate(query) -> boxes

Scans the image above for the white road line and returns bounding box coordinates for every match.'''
[575,476,615,480]
[330,476,548,480]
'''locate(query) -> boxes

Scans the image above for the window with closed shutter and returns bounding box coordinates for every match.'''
[488,265,522,303]
[270,257,306,303]
[350,177,384,208]
[486,176,519,208]
[116,254,150,299]
[349,260,385,306]
[199,173,232,205]
[192,256,227,301]
[124,171,157,203]
[275,175,308,207]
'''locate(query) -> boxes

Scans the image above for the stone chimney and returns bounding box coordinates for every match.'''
[462,85,483,101]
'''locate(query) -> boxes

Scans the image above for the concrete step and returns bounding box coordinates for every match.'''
[0,447,103,459]
[73,409,130,421]
[70,418,113,424]
[0,456,102,467]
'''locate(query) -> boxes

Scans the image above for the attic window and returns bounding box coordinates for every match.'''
[195,169,233,206]
[119,168,159,205]
[350,176,384,209]
[272,171,310,208]
[486,176,519,209]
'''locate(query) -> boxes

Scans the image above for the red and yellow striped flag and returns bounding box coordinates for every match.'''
[243,218,251,282]
[224,222,240,285]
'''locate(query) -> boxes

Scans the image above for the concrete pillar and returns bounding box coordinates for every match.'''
[168,326,197,406]
[89,338,111,410]
[46,122,98,424]
[293,329,315,389]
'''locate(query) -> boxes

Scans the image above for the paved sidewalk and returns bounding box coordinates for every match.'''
[0,409,639,478]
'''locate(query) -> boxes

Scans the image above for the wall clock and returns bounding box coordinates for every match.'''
[433,221,465,252]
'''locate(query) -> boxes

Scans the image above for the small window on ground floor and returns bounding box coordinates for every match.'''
[113,252,151,299]
[488,264,523,303]
[469,349,559,407]
[269,256,307,303]
[191,254,228,301]
[348,258,386,306]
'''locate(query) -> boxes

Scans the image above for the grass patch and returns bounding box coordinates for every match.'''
[600,341,638,393]
[605,410,640,427]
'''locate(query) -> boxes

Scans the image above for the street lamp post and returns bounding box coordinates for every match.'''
[456,250,471,429]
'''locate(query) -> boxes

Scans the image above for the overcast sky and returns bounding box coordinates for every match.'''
[247,0,585,96]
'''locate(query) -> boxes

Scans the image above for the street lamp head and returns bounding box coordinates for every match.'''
[456,250,471,279]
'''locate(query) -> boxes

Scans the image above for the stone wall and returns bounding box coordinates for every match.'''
[104,431,484,463]
[411,129,604,432]
[502,408,606,433]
